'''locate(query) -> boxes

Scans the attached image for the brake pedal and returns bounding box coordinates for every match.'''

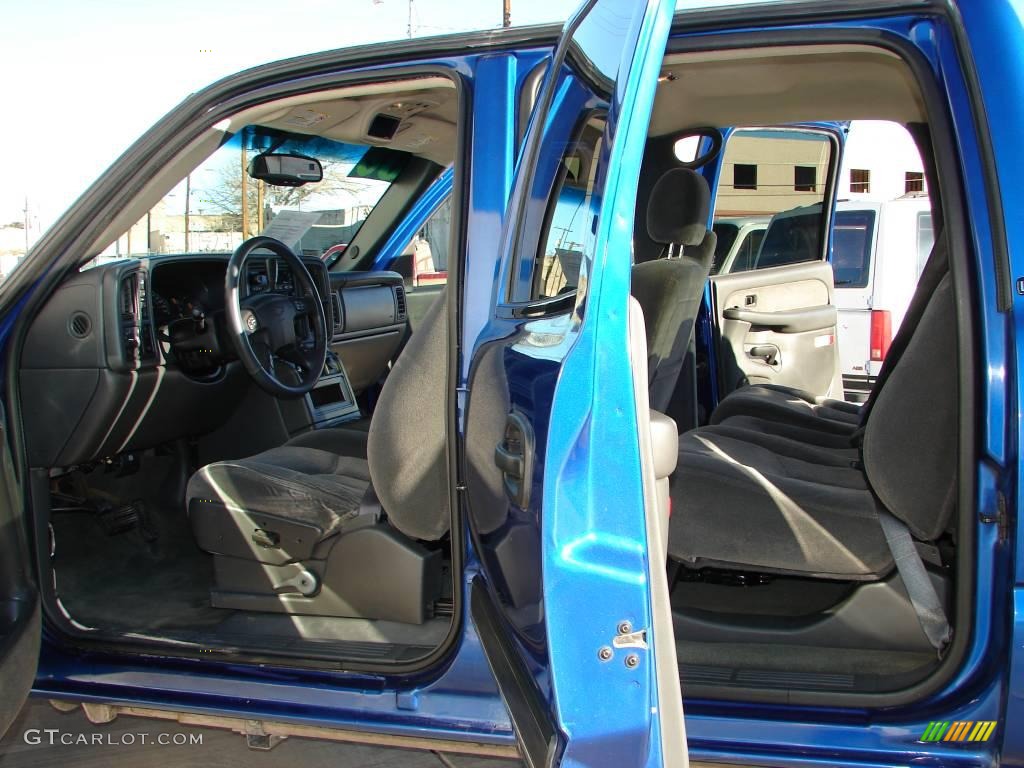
[96,501,142,536]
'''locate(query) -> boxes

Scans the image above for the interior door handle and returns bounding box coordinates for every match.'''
[748,345,780,365]
[495,410,534,509]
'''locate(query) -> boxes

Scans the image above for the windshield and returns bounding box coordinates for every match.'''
[87,127,401,267]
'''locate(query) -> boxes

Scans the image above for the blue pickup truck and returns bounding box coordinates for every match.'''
[1,1,1022,766]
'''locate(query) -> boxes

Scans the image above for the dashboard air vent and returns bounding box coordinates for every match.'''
[394,285,407,322]
[68,312,92,339]
[331,292,344,332]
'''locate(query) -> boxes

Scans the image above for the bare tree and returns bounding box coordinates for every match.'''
[197,158,370,232]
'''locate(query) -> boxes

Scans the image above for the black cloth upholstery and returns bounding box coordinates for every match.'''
[186,444,371,537]
[632,242,714,412]
[710,384,861,435]
[646,168,711,247]
[669,427,893,580]
[632,167,716,412]
[669,233,957,580]
[367,288,451,541]
[863,273,957,540]
[187,290,452,553]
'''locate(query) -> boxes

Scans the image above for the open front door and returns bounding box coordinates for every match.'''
[0,400,39,737]
[463,0,683,766]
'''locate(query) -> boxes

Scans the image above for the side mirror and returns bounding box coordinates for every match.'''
[248,153,322,187]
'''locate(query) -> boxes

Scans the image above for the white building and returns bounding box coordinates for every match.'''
[837,120,926,201]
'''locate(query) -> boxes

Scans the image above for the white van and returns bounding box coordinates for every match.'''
[832,195,934,400]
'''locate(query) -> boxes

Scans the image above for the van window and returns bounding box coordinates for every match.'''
[831,209,876,288]
[916,212,935,276]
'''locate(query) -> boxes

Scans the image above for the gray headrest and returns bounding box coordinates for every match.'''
[646,168,710,247]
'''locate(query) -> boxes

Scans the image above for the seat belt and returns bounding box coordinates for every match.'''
[877,510,952,653]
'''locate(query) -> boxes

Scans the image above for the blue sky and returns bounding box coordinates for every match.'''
[1,0,579,236]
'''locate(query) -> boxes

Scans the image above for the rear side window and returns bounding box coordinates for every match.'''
[534,115,606,300]
[712,126,835,274]
[756,210,821,269]
[831,209,876,288]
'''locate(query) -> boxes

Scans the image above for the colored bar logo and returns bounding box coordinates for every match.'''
[920,721,997,743]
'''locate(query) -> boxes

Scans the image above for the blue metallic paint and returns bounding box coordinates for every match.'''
[0,1,1020,765]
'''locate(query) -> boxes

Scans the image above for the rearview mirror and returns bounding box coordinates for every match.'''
[248,153,323,187]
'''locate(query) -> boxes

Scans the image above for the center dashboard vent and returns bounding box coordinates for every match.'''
[394,285,407,322]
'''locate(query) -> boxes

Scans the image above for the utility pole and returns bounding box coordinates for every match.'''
[241,144,250,240]
[184,174,191,252]
[257,179,265,232]
[22,197,29,254]
[407,0,413,38]
[503,0,511,28]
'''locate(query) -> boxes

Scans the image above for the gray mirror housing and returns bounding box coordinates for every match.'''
[248,153,323,186]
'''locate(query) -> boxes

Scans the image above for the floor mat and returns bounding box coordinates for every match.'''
[49,452,226,631]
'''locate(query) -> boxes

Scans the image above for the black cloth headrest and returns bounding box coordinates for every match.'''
[646,168,710,247]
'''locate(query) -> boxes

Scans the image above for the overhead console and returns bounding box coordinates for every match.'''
[328,271,408,395]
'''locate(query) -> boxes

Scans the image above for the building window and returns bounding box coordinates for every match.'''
[905,171,925,194]
[794,165,816,192]
[733,163,757,190]
[850,169,871,193]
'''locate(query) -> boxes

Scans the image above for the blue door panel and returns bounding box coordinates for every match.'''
[463,0,679,765]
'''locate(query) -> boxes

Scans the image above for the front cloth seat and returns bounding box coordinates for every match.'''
[631,168,717,413]
[186,291,450,624]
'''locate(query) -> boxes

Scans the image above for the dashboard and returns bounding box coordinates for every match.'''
[20,252,409,469]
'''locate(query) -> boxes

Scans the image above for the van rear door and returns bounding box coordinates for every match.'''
[832,201,881,401]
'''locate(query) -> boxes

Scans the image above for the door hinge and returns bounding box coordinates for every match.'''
[980,491,1008,542]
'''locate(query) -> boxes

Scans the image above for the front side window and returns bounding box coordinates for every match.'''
[534,115,606,300]
[89,128,400,267]
[396,195,452,288]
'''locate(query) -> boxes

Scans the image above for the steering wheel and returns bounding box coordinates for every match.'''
[225,236,328,398]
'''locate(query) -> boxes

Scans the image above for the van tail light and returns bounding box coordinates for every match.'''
[870,310,892,362]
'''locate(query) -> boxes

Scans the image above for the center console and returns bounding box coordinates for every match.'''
[306,352,360,426]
